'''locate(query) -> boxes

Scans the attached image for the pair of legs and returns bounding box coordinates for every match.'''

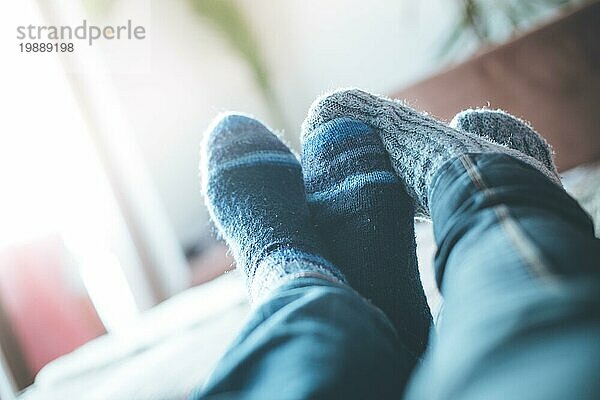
[192,90,600,399]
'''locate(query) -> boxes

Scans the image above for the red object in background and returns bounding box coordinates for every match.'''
[0,235,105,377]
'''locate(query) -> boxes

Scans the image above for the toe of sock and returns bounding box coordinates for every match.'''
[204,113,289,162]
[450,108,559,179]
[200,113,298,192]
[451,108,533,137]
[302,117,398,193]
[450,108,496,134]
[302,88,375,138]
[450,108,553,152]
[449,109,475,132]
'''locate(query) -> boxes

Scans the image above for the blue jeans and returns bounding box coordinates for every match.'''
[191,154,600,400]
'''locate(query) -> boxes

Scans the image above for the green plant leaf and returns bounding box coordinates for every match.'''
[188,0,285,128]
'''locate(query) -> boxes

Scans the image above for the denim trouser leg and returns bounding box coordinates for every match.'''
[406,154,600,400]
[190,277,416,400]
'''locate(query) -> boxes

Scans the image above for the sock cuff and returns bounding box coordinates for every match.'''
[249,248,346,303]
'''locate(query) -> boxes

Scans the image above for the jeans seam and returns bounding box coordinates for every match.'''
[458,154,560,286]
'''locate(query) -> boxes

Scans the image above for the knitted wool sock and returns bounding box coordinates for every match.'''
[303,88,562,215]
[302,117,432,357]
[201,113,345,302]
[450,108,560,179]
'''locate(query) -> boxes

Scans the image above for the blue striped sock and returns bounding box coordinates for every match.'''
[302,117,432,357]
[201,113,345,302]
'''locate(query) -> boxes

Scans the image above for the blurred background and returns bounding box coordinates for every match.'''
[0,0,598,398]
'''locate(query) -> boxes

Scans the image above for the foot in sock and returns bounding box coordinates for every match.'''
[303,88,562,215]
[302,117,432,357]
[200,113,345,302]
[450,108,560,179]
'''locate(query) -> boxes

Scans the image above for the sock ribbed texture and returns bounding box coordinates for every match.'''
[450,108,560,179]
[303,88,562,215]
[302,117,432,357]
[201,113,345,302]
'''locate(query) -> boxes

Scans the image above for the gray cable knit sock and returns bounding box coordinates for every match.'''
[450,108,560,180]
[303,88,562,215]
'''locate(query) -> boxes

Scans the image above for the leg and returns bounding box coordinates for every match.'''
[302,117,431,358]
[193,113,415,399]
[407,153,600,399]
[307,89,599,399]
[191,277,411,399]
